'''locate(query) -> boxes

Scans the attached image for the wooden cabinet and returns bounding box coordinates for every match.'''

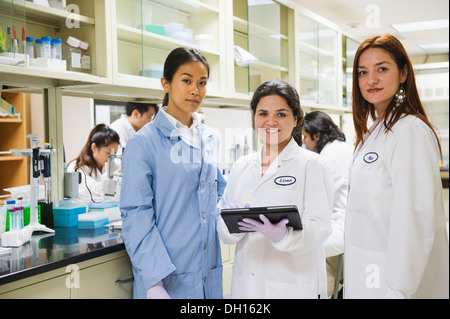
[0,92,29,197]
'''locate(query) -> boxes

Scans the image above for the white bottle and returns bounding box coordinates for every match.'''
[78,40,91,73]
[63,36,81,72]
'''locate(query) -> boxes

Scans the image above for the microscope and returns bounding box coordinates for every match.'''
[103,149,122,197]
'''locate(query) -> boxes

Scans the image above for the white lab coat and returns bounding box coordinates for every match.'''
[321,140,353,257]
[110,114,136,154]
[320,140,353,297]
[344,115,449,299]
[218,138,333,299]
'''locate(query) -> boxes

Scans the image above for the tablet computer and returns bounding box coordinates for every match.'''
[220,205,302,234]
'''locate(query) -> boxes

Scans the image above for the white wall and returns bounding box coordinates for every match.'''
[30,94,93,166]
[201,107,254,172]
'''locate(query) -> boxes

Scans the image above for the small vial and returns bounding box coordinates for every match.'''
[41,36,52,58]
[6,200,16,231]
[26,37,34,59]
[52,38,62,60]
[16,197,23,230]
[35,39,42,58]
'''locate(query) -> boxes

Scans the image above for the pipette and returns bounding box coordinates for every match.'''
[41,143,52,204]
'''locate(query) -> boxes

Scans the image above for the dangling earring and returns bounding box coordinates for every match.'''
[394,83,406,107]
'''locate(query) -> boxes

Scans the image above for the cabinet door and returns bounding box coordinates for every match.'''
[343,36,359,107]
[247,0,290,94]
[0,275,70,299]
[114,0,223,94]
[73,255,133,299]
[297,13,338,107]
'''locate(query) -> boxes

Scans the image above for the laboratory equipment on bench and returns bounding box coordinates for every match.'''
[41,143,52,203]
[64,166,81,198]
[10,134,55,233]
[103,149,122,197]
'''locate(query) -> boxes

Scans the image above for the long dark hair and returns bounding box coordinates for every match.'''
[70,124,120,177]
[250,80,304,146]
[352,34,441,155]
[304,111,346,153]
[162,47,210,106]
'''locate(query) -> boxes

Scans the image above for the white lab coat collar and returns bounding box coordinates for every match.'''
[251,137,299,175]
[354,119,383,159]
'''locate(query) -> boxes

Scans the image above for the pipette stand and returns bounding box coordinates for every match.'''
[10,134,55,234]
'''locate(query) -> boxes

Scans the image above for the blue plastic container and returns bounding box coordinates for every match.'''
[53,206,86,227]
[78,212,109,229]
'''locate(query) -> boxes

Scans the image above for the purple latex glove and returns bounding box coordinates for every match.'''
[146,281,171,299]
[238,214,289,242]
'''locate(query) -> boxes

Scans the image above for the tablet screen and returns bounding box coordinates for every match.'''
[220,205,302,234]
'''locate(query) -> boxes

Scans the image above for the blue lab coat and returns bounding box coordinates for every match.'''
[120,111,226,299]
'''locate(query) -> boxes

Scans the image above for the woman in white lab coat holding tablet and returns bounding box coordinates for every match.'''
[217,80,333,299]
[345,34,449,299]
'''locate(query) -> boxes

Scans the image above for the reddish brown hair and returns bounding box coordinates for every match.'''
[352,34,441,155]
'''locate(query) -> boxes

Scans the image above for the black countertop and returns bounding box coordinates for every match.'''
[0,226,125,286]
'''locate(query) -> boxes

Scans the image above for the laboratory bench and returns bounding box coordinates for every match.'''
[0,227,133,299]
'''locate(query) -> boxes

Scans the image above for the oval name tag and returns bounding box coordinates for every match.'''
[274,176,296,186]
[363,152,379,164]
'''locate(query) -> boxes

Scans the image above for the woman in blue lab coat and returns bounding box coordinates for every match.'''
[120,47,226,299]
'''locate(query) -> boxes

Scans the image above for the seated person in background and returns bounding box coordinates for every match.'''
[67,124,120,201]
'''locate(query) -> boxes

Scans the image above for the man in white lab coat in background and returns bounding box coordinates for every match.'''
[110,102,158,155]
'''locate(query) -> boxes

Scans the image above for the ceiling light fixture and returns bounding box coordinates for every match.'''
[418,42,449,50]
[391,19,449,33]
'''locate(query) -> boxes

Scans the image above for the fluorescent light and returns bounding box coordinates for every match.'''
[248,0,274,6]
[418,42,449,50]
[391,19,449,33]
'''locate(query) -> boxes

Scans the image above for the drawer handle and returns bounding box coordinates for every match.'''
[115,277,134,285]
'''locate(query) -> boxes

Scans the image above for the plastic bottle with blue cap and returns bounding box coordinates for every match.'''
[41,36,52,59]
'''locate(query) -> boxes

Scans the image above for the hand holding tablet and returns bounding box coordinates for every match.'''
[220,205,302,234]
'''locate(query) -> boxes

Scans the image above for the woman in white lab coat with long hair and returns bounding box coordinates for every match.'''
[345,34,449,299]
[218,80,333,299]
